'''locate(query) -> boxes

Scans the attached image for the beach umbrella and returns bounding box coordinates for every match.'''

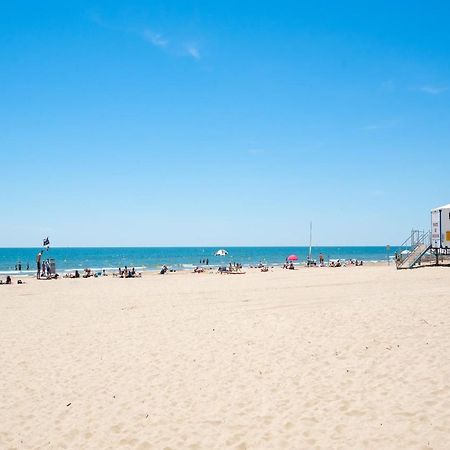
[287,254,298,261]
[215,249,228,256]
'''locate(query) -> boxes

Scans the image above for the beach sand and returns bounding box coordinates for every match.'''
[1,266,450,449]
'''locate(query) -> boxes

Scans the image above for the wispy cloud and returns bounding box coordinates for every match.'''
[141,30,168,48]
[360,120,398,131]
[184,43,201,60]
[90,13,202,61]
[415,85,448,95]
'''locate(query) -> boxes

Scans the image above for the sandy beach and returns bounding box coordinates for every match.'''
[1,266,450,449]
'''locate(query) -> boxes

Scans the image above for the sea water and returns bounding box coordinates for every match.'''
[0,246,398,275]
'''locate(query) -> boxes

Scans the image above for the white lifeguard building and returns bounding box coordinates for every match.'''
[396,203,450,269]
[431,204,450,249]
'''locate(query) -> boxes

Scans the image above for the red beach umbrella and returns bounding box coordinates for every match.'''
[287,254,298,261]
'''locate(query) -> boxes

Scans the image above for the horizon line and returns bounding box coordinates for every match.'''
[0,244,401,249]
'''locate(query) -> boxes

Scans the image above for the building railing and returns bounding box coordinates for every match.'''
[395,230,431,268]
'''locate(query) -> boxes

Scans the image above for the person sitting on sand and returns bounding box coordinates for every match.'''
[194,266,204,273]
[65,270,78,278]
[6,275,12,284]
[160,265,168,275]
[83,268,92,278]
[113,267,123,278]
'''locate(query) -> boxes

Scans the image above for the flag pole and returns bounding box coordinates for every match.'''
[308,221,312,261]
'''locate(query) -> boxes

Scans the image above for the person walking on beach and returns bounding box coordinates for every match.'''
[36,251,43,279]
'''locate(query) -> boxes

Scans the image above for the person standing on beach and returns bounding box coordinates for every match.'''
[36,251,43,279]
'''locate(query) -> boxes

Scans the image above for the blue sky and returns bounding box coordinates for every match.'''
[1,1,449,246]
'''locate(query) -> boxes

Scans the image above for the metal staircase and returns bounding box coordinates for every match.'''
[396,230,431,270]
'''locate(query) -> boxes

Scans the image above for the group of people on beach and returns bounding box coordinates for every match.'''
[0,275,12,285]
[160,265,177,275]
[36,251,58,279]
[216,262,244,274]
[64,268,101,278]
[329,259,364,267]
[280,255,365,269]
[350,259,364,266]
[65,270,81,278]
[64,267,142,278]
[26,248,370,281]
[115,267,141,278]
[1,275,24,285]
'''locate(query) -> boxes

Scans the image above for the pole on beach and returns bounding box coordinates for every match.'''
[308,221,312,262]
[386,244,391,265]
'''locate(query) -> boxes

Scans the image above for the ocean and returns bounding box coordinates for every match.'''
[0,246,397,275]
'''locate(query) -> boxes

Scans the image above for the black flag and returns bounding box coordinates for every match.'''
[43,237,50,247]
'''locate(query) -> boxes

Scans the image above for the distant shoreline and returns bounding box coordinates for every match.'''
[0,245,400,249]
[0,246,399,274]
